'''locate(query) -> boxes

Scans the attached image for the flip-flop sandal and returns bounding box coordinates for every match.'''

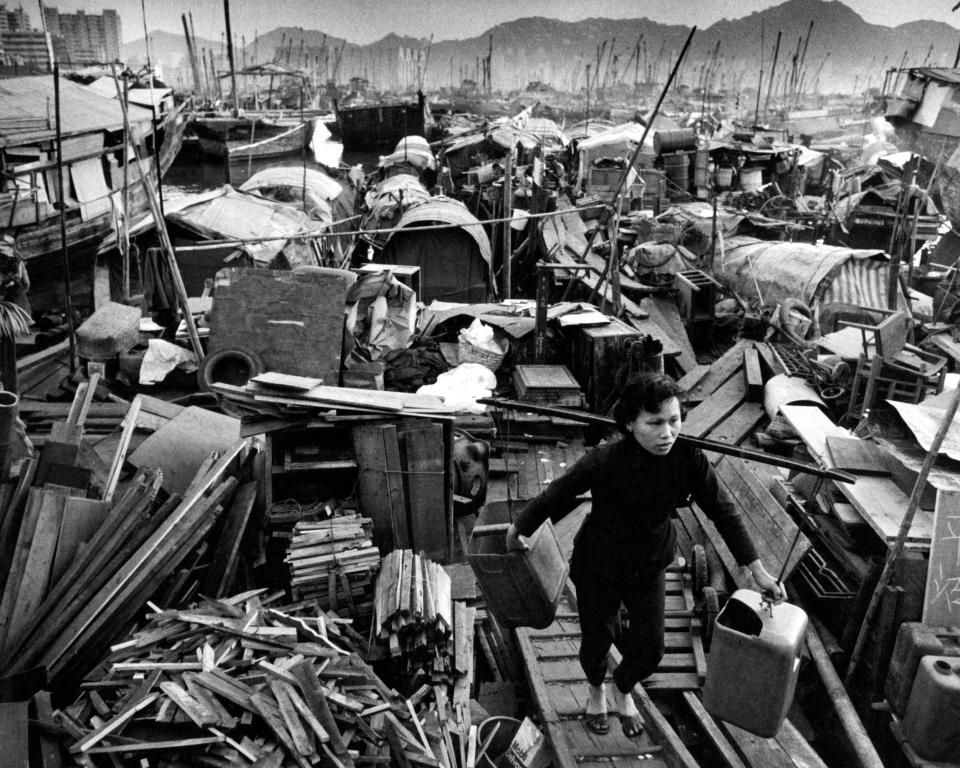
[621,714,644,739]
[585,712,609,734]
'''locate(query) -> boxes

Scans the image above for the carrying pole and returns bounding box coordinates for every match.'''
[561,26,696,302]
[844,378,960,685]
[478,397,856,483]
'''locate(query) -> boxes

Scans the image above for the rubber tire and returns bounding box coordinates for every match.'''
[701,586,719,651]
[197,346,265,392]
[691,544,708,596]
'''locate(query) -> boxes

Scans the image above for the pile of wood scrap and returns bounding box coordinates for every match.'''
[8,588,486,768]
[211,373,455,433]
[0,434,250,691]
[286,515,380,626]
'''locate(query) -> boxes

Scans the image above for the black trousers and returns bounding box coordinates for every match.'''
[571,565,666,694]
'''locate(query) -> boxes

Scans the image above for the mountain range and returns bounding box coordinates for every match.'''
[123,0,959,95]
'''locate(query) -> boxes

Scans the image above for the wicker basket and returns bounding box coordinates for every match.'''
[458,333,508,371]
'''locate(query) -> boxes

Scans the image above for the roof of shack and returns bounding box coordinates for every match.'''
[0,75,152,148]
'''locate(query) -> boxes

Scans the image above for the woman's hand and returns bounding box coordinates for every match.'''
[505,523,530,552]
[749,560,787,604]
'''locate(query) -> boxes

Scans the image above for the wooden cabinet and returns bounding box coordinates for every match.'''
[564,317,640,413]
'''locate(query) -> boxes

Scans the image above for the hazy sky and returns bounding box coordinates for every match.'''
[39,0,960,44]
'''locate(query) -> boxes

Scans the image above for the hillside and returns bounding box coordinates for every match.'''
[121,0,960,93]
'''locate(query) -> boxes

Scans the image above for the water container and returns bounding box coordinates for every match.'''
[902,656,960,761]
[739,167,763,193]
[702,589,809,738]
[653,128,697,155]
[466,501,568,629]
[886,622,960,715]
[693,149,710,189]
[662,153,690,197]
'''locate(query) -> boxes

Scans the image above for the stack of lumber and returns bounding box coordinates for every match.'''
[286,515,380,625]
[0,438,250,690]
[374,550,454,664]
[211,373,455,432]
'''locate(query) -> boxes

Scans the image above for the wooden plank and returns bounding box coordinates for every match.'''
[923,489,960,626]
[714,458,810,580]
[401,424,447,561]
[824,436,890,476]
[202,480,258,598]
[683,340,753,404]
[780,405,933,546]
[0,489,45,653]
[3,488,65,651]
[103,395,142,503]
[353,424,410,551]
[0,700,29,768]
[774,719,829,768]
[742,347,763,403]
[676,364,710,393]
[706,403,766,450]
[681,692,748,768]
[51,496,109,586]
[682,372,747,439]
[719,721,798,768]
[641,295,697,372]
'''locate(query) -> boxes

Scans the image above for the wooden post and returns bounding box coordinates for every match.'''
[502,151,513,299]
[52,64,78,373]
[844,375,960,685]
[534,266,550,364]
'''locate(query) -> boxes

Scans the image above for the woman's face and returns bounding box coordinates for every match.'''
[626,396,682,455]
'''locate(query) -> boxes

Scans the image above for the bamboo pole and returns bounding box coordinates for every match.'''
[561,26,697,303]
[502,151,513,299]
[110,65,205,362]
[52,64,77,373]
[223,0,240,115]
[806,622,884,768]
[844,377,960,685]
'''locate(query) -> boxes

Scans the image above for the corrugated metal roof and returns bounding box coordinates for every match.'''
[386,196,492,266]
[0,75,152,148]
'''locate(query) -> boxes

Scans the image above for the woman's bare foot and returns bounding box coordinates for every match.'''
[585,683,609,734]
[613,686,644,738]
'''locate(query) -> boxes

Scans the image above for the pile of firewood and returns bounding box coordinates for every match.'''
[285,514,379,625]
[20,590,486,768]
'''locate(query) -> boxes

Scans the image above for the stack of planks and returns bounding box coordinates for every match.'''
[39,589,466,768]
[0,437,250,690]
[211,373,455,430]
[286,514,380,626]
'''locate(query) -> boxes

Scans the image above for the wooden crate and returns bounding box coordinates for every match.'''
[564,317,641,413]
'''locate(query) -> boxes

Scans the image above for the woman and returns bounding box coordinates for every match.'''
[505,372,783,738]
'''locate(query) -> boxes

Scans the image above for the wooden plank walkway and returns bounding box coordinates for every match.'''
[516,568,706,768]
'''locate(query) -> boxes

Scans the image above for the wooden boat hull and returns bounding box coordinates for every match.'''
[335,93,430,150]
[4,101,190,313]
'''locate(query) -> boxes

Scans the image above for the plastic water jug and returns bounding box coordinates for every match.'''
[702,589,808,737]
[902,655,960,761]
[466,500,568,630]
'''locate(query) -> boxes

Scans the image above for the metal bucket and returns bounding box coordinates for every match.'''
[739,167,763,193]
[0,390,18,483]
[663,153,690,197]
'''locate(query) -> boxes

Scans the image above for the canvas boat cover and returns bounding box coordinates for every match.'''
[717,236,909,312]
[165,185,318,265]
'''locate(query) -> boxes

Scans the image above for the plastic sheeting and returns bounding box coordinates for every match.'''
[716,236,909,312]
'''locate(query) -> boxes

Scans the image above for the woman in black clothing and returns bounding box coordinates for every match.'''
[505,372,784,738]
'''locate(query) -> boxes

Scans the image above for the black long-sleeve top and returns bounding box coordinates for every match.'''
[514,436,760,581]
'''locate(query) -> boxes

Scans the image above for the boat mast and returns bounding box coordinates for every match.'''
[223,0,240,115]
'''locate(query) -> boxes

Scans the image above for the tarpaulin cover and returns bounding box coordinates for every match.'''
[166,185,317,265]
[717,236,908,311]
[239,166,343,222]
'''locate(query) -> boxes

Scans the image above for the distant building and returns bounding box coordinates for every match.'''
[42,6,121,64]
[0,4,31,33]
